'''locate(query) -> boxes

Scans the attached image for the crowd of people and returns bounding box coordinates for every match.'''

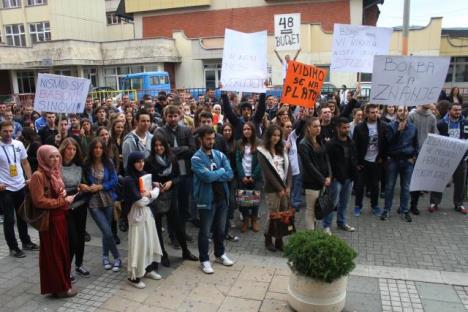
[0,84,466,297]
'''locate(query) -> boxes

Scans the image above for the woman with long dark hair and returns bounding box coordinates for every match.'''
[298,117,332,232]
[30,145,77,297]
[449,87,464,105]
[110,119,126,175]
[19,126,40,172]
[144,134,198,267]
[59,138,91,281]
[235,122,262,233]
[85,138,121,271]
[257,125,291,252]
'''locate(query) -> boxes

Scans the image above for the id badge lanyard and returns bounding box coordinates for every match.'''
[2,145,18,177]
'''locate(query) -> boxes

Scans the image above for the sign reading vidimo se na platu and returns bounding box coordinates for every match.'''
[281,61,327,108]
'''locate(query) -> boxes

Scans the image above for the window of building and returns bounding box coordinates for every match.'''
[446,57,468,83]
[359,73,372,83]
[2,0,21,8]
[17,71,35,93]
[104,66,144,90]
[29,21,50,43]
[204,63,222,90]
[54,69,75,76]
[27,0,46,5]
[5,24,26,46]
[83,67,97,88]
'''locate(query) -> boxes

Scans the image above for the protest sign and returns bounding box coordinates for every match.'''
[281,61,327,108]
[34,74,91,114]
[274,13,301,51]
[370,55,450,106]
[410,134,468,192]
[221,29,267,93]
[330,24,392,73]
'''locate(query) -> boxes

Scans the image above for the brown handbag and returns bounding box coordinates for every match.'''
[18,180,50,232]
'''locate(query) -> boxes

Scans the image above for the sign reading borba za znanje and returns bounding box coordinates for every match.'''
[34,73,91,114]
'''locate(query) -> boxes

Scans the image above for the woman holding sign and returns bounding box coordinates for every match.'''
[122,151,162,289]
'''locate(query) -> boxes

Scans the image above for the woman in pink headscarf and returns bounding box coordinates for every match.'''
[29,145,77,298]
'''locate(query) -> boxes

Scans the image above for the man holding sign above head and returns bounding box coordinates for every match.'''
[274,49,302,81]
[428,102,468,215]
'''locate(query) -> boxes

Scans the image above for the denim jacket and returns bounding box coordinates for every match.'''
[386,120,418,159]
[191,148,233,210]
[86,165,118,200]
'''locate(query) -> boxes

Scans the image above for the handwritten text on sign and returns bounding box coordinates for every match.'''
[281,61,327,108]
[409,134,468,192]
[331,24,392,73]
[34,74,91,114]
[370,56,450,106]
[221,29,267,93]
[274,13,301,51]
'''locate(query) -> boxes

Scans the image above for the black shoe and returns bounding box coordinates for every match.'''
[119,219,128,232]
[84,232,91,242]
[170,239,181,250]
[75,266,90,277]
[23,242,39,251]
[11,249,26,258]
[410,207,420,215]
[161,253,170,267]
[182,250,198,261]
[380,211,389,221]
[114,235,121,245]
[185,233,193,242]
[401,212,412,222]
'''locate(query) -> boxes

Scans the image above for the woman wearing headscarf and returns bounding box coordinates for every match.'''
[123,151,163,289]
[29,145,77,297]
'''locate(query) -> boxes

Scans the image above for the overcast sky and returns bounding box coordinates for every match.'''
[377,0,468,28]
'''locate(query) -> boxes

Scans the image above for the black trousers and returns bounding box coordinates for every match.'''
[152,189,188,254]
[354,161,380,208]
[67,205,87,268]
[0,189,32,251]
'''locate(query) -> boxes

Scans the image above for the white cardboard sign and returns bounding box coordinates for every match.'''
[34,73,91,113]
[370,55,450,106]
[331,24,392,73]
[274,13,301,51]
[221,28,267,93]
[410,134,468,192]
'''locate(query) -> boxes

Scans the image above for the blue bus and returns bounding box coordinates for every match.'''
[121,71,171,101]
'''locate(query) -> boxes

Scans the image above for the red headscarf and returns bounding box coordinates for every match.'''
[37,145,65,195]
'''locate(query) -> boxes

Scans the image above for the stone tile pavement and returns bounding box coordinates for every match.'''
[0,185,466,311]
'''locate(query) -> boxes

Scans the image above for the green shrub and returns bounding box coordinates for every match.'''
[284,230,357,283]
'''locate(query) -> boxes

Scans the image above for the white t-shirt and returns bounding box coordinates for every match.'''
[364,122,379,162]
[287,130,300,176]
[0,140,27,191]
[241,144,253,177]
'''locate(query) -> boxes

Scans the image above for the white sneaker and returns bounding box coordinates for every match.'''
[127,278,146,289]
[215,254,234,266]
[200,261,214,274]
[324,227,332,235]
[145,271,162,280]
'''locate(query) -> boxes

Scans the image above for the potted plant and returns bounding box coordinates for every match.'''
[284,230,357,312]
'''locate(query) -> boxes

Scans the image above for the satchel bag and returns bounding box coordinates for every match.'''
[18,184,50,232]
[314,187,334,220]
[268,196,296,237]
[150,190,172,215]
[236,189,261,207]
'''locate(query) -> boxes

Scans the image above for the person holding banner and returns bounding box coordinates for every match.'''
[429,103,468,214]
[274,49,301,80]
[380,106,418,222]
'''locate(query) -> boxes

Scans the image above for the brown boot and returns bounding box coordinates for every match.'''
[264,234,276,252]
[251,216,260,232]
[275,237,284,252]
[241,217,250,233]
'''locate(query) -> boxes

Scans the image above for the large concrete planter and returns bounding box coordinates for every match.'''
[287,271,348,312]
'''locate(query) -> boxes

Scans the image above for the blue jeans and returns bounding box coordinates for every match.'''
[384,159,414,214]
[291,174,304,211]
[89,206,120,259]
[198,200,228,262]
[322,179,353,228]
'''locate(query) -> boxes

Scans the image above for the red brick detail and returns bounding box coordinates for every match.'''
[143,1,350,39]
